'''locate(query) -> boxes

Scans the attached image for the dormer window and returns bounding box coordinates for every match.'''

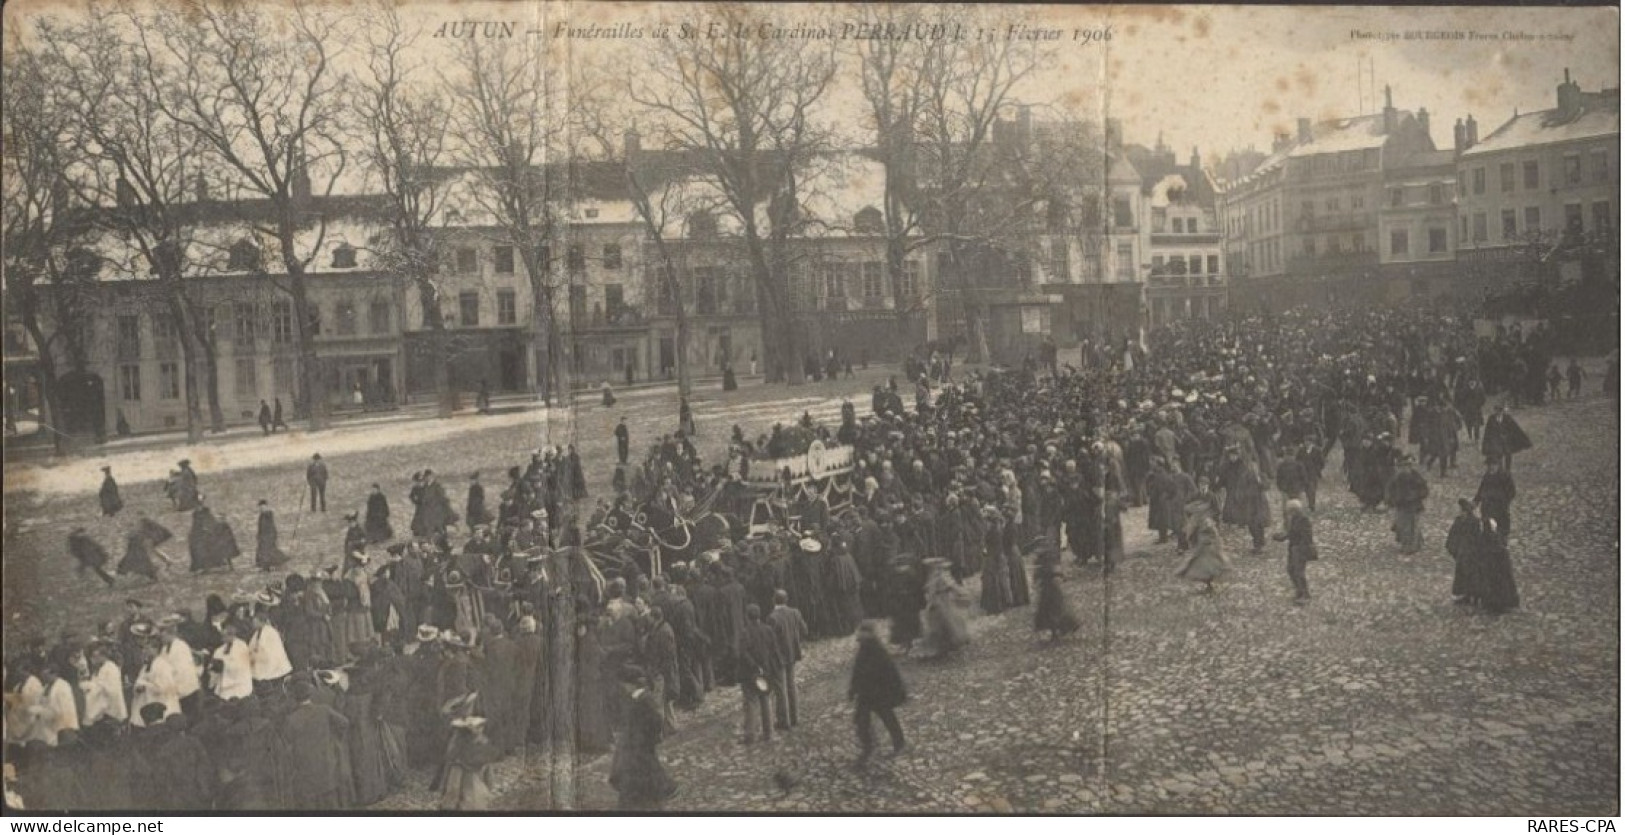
[854,207,883,234]
[332,243,357,269]
[585,208,600,219]
[687,211,717,240]
[227,239,262,272]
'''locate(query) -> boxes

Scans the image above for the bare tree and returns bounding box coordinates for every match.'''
[138,0,350,430]
[351,1,456,416]
[630,4,838,385]
[1,41,96,452]
[444,36,567,405]
[36,9,234,441]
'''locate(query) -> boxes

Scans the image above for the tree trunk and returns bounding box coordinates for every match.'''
[166,297,205,444]
[21,315,68,455]
[548,571,577,810]
[417,285,453,418]
[199,339,226,433]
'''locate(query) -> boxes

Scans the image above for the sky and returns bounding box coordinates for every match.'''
[5,1,1618,171]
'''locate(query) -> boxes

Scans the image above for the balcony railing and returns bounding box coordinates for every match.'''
[1295,212,1374,233]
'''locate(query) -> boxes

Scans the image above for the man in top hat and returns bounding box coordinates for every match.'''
[306,453,329,512]
[615,416,631,465]
[98,466,123,517]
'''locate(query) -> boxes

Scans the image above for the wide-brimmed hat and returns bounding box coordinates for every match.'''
[415,625,441,643]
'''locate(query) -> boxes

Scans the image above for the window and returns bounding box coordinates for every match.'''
[494,246,515,274]
[116,314,142,360]
[1303,238,1316,256]
[1429,183,1445,205]
[860,262,885,299]
[1524,206,1541,233]
[1499,163,1515,193]
[1593,201,1613,234]
[1171,218,1184,234]
[336,298,357,336]
[1472,168,1485,195]
[497,290,517,325]
[1151,255,1166,272]
[602,244,622,270]
[369,300,392,334]
[158,362,180,400]
[1351,194,1364,210]
[1565,202,1584,233]
[227,239,262,272]
[118,365,141,401]
[584,208,600,219]
[1207,255,1220,275]
[332,244,357,269]
[1429,227,1448,253]
[695,266,721,314]
[1050,238,1070,280]
[1564,154,1583,186]
[272,301,294,344]
[568,285,587,323]
[1523,160,1539,190]
[567,244,585,272]
[272,358,295,397]
[152,313,178,356]
[1390,229,1409,256]
[234,357,257,400]
[1472,213,1488,242]
[232,303,256,344]
[1115,243,1134,281]
[1502,210,1517,240]
[900,261,921,299]
[1326,197,1339,211]
[1592,151,1610,184]
[1352,232,1366,252]
[1300,200,1315,217]
[1113,198,1134,229]
[821,265,844,298]
[604,284,625,320]
[458,291,480,327]
[687,212,717,239]
[455,248,477,274]
[306,306,321,337]
[1390,188,1403,207]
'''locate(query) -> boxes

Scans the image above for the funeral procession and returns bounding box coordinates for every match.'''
[1,0,1618,817]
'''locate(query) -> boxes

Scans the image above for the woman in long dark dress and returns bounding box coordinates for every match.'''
[1445,499,1482,605]
[118,516,173,580]
[1003,511,1032,607]
[1475,520,1520,614]
[365,485,393,544]
[609,669,678,811]
[887,560,924,650]
[188,501,237,573]
[979,512,1012,615]
[1032,542,1081,640]
[255,501,291,571]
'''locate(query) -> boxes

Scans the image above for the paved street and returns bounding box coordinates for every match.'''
[490,388,1615,814]
[3,371,1617,814]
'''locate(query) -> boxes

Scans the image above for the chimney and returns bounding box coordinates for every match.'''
[1382,84,1397,132]
[1017,105,1033,146]
[1453,117,1467,155]
[624,127,642,159]
[1297,118,1313,144]
[1465,114,1478,148]
[1273,132,1291,153]
[291,166,312,203]
[1106,118,1123,150]
[1557,68,1582,116]
[195,172,210,203]
[1190,146,1202,170]
[115,177,138,209]
[1417,107,1430,139]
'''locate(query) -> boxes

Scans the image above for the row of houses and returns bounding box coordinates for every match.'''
[1219,72,1619,309]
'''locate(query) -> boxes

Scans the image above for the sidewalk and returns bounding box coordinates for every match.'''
[2,374,736,464]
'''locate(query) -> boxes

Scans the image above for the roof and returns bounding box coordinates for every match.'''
[1386,149,1457,172]
[1462,99,1621,157]
[1286,115,1388,158]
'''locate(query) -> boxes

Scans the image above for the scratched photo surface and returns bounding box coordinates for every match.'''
[1,0,1618,814]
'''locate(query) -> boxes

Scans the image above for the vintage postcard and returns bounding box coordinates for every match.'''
[1,0,1618,817]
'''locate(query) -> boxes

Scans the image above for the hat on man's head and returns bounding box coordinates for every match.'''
[415,625,441,643]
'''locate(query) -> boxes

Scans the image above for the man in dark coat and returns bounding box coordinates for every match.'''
[280,678,353,810]
[188,501,238,573]
[272,398,289,432]
[364,484,393,544]
[766,589,808,731]
[306,453,329,513]
[1446,499,1482,605]
[256,500,291,570]
[465,473,491,532]
[848,621,907,764]
[615,417,631,465]
[735,604,780,745]
[1481,405,1532,472]
[69,527,117,586]
[99,466,123,517]
[413,470,455,538]
[1475,459,1517,540]
[174,460,201,512]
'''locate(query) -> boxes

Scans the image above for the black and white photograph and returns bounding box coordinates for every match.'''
[1,0,1619,818]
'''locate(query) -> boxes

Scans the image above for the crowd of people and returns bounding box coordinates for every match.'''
[4,303,1569,812]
